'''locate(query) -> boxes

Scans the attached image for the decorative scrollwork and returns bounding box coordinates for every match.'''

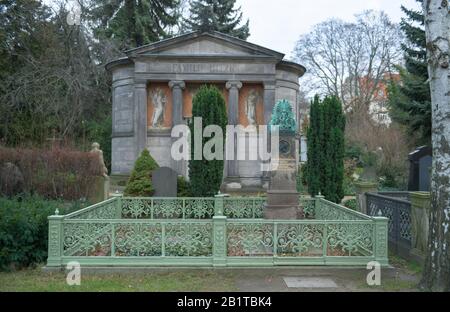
[115,223,162,256]
[121,198,151,218]
[300,198,315,218]
[223,198,265,219]
[165,222,213,256]
[63,223,112,256]
[68,200,117,219]
[316,201,362,221]
[184,199,214,219]
[121,198,215,219]
[227,223,274,256]
[277,224,323,256]
[153,199,183,218]
[327,223,374,256]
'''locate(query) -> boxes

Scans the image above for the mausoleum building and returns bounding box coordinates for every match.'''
[106,31,305,189]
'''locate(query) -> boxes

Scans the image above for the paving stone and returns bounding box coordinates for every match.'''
[283,277,338,288]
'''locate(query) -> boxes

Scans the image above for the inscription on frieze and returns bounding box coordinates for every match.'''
[172,63,236,73]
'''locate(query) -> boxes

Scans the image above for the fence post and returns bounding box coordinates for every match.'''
[47,214,64,267]
[111,192,123,218]
[315,194,325,217]
[410,192,431,263]
[373,216,389,266]
[354,181,378,214]
[212,215,227,267]
[214,193,229,216]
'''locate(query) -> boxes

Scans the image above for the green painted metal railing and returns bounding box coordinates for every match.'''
[47,195,388,267]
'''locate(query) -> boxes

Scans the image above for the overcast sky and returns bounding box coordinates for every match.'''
[236,0,420,59]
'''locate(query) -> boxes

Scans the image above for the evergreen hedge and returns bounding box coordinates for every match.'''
[188,85,227,197]
[0,196,82,271]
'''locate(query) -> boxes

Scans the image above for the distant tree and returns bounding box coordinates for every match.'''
[124,149,159,196]
[188,85,227,197]
[306,96,345,203]
[0,2,111,146]
[388,0,431,145]
[293,11,402,114]
[183,0,250,40]
[90,0,181,49]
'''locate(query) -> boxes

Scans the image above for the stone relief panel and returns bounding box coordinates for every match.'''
[147,83,172,129]
[238,84,264,127]
[182,83,228,118]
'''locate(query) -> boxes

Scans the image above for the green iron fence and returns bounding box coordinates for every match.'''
[47,195,388,267]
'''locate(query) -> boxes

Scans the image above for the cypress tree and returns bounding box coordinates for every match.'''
[325,96,345,203]
[183,0,250,40]
[306,96,345,203]
[388,0,431,145]
[306,96,322,197]
[188,85,227,197]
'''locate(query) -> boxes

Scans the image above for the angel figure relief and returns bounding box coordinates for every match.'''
[151,88,167,128]
[245,89,261,126]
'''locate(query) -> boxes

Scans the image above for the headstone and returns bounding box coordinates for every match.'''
[152,167,177,197]
[408,146,432,192]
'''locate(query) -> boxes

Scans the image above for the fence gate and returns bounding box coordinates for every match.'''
[366,192,412,258]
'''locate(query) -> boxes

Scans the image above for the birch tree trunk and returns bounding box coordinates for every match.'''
[420,0,450,292]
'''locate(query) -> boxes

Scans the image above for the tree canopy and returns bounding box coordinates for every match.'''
[388,0,431,145]
[183,0,250,39]
[90,0,181,49]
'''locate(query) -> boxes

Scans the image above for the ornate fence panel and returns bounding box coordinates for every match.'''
[64,197,118,220]
[223,197,265,219]
[120,197,215,219]
[316,198,371,221]
[366,192,412,258]
[299,197,316,218]
[59,219,214,266]
[47,195,389,267]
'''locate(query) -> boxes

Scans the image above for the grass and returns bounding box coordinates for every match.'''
[0,256,423,292]
[355,254,422,291]
[357,278,419,292]
[389,254,423,275]
[0,267,237,292]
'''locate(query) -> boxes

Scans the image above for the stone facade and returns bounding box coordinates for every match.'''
[106,31,305,188]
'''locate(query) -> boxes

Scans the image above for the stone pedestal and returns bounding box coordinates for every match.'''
[354,181,378,214]
[264,133,300,220]
[264,191,299,219]
[410,191,431,264]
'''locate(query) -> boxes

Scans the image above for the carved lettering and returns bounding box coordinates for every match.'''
[171,63,236,73]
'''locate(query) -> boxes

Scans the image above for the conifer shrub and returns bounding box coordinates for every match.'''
[124,149,159,197]
[177,176,191,197]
